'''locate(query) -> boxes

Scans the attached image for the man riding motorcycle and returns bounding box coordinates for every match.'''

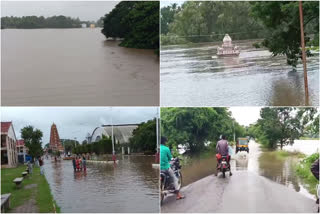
[160,137,185,200]
[216,135,232,176]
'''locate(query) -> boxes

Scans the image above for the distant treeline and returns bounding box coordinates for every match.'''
[1,15,100,29]
[101,1,159,51]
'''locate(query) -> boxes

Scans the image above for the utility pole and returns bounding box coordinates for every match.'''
[233,120,235,142]
[299,1,309,106]
[111,107,116,163]
[155,108,159,163]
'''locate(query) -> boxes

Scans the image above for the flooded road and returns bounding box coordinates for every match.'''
[162,140,318,212]
[161,40,319,106]
[179,140,318,197]
[43,156,159,213]
[1,29,159,106]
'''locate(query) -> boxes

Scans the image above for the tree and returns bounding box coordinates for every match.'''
[129,119,157,153]
[102,1,159,50]
[250,1,319,67]
[255,108,306,149]
[21,126,43,160]
[161,107,244,153]
[160,3,181,35]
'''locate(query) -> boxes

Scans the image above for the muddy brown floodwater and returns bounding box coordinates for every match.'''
[43,156,159,213]
[1,29,159,106]
[180,140,318,199]
[161,40,319,106]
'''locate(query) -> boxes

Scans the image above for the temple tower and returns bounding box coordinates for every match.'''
[49,123,64,153]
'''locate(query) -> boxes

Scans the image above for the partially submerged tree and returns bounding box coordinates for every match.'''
[250,1,319,67]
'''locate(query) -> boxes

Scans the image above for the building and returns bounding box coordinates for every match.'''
[81,23,87,28]
[90,124,138,154]
[90,24,95,28]
[1,122,18,167]
[16,139,29,163]
[49,123,64,153]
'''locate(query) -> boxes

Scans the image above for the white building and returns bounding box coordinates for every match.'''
[90,124,138,154]
[81,23,87,28]
[1,122,18,167]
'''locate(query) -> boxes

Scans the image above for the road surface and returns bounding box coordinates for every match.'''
[161,171,317,213]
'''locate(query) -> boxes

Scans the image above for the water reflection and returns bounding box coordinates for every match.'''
[179,140,317,199]
[43,156,159,213]
[161,40,319,106]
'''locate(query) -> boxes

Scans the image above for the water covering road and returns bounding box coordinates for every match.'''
[2,29,159,106]
[161,140,319,212]
[43,155,159,213]
[161,40,319,106]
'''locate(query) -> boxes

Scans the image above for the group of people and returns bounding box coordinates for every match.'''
[72,156,87,172]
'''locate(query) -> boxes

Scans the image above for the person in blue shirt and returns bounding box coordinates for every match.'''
[160,137,184,200]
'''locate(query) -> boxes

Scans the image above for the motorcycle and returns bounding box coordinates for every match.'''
[216,155,232,178]
[160,157,182,204]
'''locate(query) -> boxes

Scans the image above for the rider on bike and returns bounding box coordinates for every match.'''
[160,136,185,200]
[216,135,232,175]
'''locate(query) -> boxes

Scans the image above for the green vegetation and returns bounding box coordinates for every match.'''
[247,107,319,149]
[296,152,319,195]
[61,139,80,154]
[251,1,319,67]
[73,135,114,155]
[1,16,83,29]
[130,119,157,154]
[101,1,159,51]
[21,126,43,161]
[161,2,267,45]
[273,150,305,159]
[1,165,60,212]
[161,1,319,67]
[161,107,245,154]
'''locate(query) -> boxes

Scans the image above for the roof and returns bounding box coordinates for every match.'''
[1,122,12,133]
[91,125,138,144]
[16,139,25,147]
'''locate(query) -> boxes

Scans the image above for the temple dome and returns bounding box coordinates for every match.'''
[223,34,232,43]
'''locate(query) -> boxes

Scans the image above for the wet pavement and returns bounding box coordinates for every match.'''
[43,155,159,213]
[161,40,319,106]
[161,140,319,212]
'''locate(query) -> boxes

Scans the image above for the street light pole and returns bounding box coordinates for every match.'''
[233,120,235,142]
[299,1,309,106]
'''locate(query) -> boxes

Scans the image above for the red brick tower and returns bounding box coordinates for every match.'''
[49,123,64,153]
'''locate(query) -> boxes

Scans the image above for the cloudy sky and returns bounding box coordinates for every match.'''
[1,107,158,144]
[229,107,261,126]
[1,1,119,21]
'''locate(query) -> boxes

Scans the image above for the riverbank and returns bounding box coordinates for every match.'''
[1,165,60,213]
[295,153,319,195]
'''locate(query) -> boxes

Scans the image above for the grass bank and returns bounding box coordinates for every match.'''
[1,165,60,213]
[273,150,305,159]
[295,153,319,195]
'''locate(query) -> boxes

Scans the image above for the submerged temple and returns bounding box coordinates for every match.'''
[217,34,240,56]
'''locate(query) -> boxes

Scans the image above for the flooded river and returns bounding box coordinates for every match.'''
[43,155,159,213]
[180,140,319,199]
[161,40,319,106]
[1,29,159,106]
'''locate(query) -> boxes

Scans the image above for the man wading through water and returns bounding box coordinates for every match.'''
[160,137,185,200]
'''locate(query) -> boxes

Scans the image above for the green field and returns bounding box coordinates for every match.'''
[1,165,60,213]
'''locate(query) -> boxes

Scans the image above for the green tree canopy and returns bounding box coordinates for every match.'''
[101,1,159,50]
[129,118,157,153]
[161,107,245,153]
[250,1,319,67]
[21,126,43,160]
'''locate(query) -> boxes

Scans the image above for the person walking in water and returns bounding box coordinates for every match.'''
[72,156,76,171]
[82,156,87,171]
[76,157,80,171]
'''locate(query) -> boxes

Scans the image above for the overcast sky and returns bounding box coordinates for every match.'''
[229,107,261,126]
[1,107,158,144]
[1,1,119,21]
